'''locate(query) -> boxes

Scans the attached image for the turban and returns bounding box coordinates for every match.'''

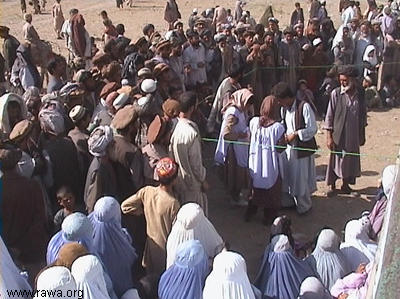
[88,125,113,157]
[39,109,65,136]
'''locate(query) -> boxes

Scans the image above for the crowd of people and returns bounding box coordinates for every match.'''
[1,0,400,298]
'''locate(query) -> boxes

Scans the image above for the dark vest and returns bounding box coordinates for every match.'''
[332,87,366,147]
[293,99,318,158]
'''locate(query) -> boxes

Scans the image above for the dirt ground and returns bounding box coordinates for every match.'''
[1,0,399,279]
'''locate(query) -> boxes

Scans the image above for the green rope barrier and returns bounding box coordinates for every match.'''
[201,137,399,161]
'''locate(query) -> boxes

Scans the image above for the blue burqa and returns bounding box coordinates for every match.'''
[46,212,94,265]
[158,240,209,299]
[88,196,138,297]
[255,234,316,299]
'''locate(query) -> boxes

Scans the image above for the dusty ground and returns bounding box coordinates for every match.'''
[1,0,399,279]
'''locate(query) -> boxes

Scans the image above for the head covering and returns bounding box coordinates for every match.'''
[105,91,119,109]
[270,215,295,247]
[9,119,33,143]
[255,235,316,299]
[166,203,224,268]
[340,217,377,271]
[294,23,304,30]
[100,82,120,99]
[138,67,152,78]
[23,86,41,104]
[46,213,94,265]
[298,277,332,299]
[203,251,256,299]
[147,115,167,144]
[214,33,227,43]
[153,63,170,78]
[162,98,180,118]
[69,105,87,123]
[156,39,171,51]
[54,242,89,269]
[259,96,280,127]
[268,17,278,24]
[39,109,65,136]
[141,79,157,93]
[112,93,129,110]
[0,236,32,298]
[159,240,209,299]
[155,157,178,180]
[222,88,253,112]
[305,229,350,290]
[71,255,111,299]
[88,196,137,297]
[35,266,77,299]
[118,85,133,97]
[111,105,138,131]
[88,126,113,157]
[363,44,378,66]
[382,165,397,198]
[0,93,28,134]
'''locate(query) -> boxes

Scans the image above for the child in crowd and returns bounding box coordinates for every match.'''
[53,186,85,232]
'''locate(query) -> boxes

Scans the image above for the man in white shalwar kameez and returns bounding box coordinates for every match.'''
[273,82,317,214]
[169,92,209,215]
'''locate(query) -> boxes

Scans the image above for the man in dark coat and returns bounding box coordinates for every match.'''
[0,147,49,285]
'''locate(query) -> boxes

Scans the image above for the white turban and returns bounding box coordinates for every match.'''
[88,125,113,157]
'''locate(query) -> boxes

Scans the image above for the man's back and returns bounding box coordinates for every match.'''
[169,118,205,189]
[2,171,48,263]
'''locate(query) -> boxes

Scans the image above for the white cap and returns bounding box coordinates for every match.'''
[121,79,129,86]
[69,105,86,123]
[313,37,323,47]
[113,93,129,110]
[137,96,149,106]
[193,8,198,14]
[141,79,157,93]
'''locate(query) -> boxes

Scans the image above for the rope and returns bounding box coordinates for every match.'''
[201,137,399,161]
[240,61,400,78]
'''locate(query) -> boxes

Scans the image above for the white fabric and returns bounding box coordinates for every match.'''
[341,6,355,25]
[113,93,129,110]
[0,237,32,299]
[340,218,378,272]
[141,79,157,93]
[215,106,249,168]
[249,119,285,189]
[0,93,28,135]
[203,251,255,299]
[166,203,224,268]
[35,266,77,299]
[298,277,332,299]
[280,101,317,213]
[271,234,291,252]
[382,165,397,198]
[71,255,111,299]
[88,125,113,157]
